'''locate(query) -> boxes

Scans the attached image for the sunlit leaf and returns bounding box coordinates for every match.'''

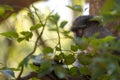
[20,31,32,37]
[43,47,53,54]
[0,31,18,38]
[71,45,78,52]
[64,54,75,65]
[66,5,82,12]
[20,31,33,41]
[49,13,60,24]
[29,64,39,71]
[17,37,25,42]
[59,20,68,28]
[30,24,42,31]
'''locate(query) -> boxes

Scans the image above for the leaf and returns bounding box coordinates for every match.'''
[101,36,115,42]
[0,31,18,38]
[64,54,75,65]
[17,37,25,42]
[79,66,90,75]
[29,64,39,71]
[66,5,82,12]
[78,54,92,65]
[54,66,67,79]
[49,13,60,24]
[38,61,53,77]
[20,31,33,41]
[19,57,30,67]
[59,20,68,28]
[43,47,53,54]
[56,53,64,60]
[69,67,79,76]
[30,24,42,31]
[0,7,5,16]
[55,47,61,51]
[1,69,15,78]
[101,0,114,13]
[70,45,78,52]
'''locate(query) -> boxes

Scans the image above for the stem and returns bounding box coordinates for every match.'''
[55,24,69,69]
[16,6,53,79]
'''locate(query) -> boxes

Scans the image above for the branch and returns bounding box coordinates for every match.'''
[16,7,53,80]
[16,72,38,80]
[16,71,60,80]
[16,65,24,80]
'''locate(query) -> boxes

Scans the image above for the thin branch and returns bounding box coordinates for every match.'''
[26,7,53,57]
[16,65,24,80]
[17,72,38,80]
[55,24,69,69]
[16,7,53,80]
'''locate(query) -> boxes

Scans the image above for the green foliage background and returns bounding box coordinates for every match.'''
[0,0,120,80]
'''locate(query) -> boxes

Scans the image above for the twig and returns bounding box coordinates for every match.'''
[16,65,24,80]
[55,24,69,69]
[16,6,53,80]
[17,71,38,80]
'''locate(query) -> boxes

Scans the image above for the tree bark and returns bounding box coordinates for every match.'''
[0,0,47,22]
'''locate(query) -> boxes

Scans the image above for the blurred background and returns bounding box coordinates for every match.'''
[0,0,120,79]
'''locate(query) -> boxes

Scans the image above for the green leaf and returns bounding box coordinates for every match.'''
[70,45,78,52]
[20,31,33,41]
[30,24,42,31]
[49,13,60,24]
[101,36,115,42]
[43,47,53,54]
[69,67,79,76]
[64,54,75,65]
[55,47,61,51]
[29,64,39,71]
[59,21,68,28]
[38,61,53,77]
[55,53,64,60]
[0,7,5,16]
[0,31,18,38]
[1,69,15,78]
[54,66,67,79]
[66,5,82,12]
[101,0,114,13]
[79,66,90,75]
[19,57,30,67]
[17,37,25,42]
[78,54,92,65]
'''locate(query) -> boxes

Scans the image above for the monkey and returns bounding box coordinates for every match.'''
[70,15,120,80]
[71,15,120,65]
[71,15,113,39]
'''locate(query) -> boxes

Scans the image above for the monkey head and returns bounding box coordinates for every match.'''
[71,15,112,38]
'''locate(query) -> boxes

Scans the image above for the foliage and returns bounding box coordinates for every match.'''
[0,0,120,80]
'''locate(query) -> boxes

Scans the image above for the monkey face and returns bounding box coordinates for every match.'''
[71,15,104,38]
